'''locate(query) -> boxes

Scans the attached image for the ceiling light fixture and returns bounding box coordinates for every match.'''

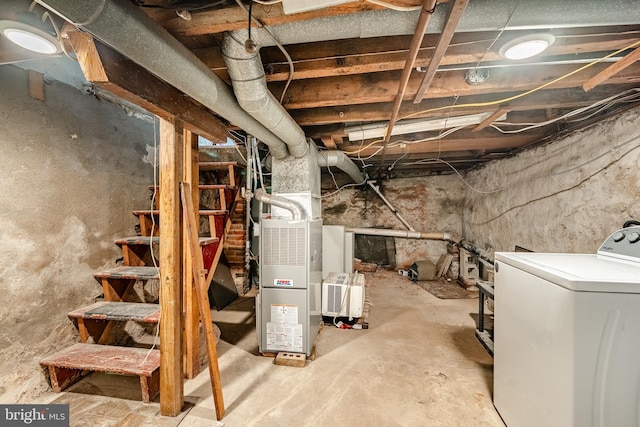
[344,112,506,141]
[499,33,555,60]
[0,13,61,55]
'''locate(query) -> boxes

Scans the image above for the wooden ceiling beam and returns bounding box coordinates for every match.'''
[192,30,640,82]
[64,26,229,143]
[583,45,640,91]
[276,61,640,109]
[155,2,385,37]
[340,133,539,155]
[289,85,640,125]
[413,0,469,103]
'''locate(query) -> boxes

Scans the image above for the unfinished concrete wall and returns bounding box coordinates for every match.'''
[322,176,464,268]
[463,107,640,255]
[0,65,153,402]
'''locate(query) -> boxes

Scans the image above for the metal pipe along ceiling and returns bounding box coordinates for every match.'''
[222,30,309,159]
[35,0,290,159]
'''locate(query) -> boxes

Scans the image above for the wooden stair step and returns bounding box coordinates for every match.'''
[68,301,160,323]
[115,236,219,247]
[94,266,159,281]
[132,210,227,216]
[40,343,159,403]
[199,161,237,170]
[148,184,237,191]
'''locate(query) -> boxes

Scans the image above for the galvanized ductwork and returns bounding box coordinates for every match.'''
[254,188,305,220]
[317,151,366,185]
[222,30,308,159]
[36,0,290,159]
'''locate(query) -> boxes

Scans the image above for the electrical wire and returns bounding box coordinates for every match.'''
[41,12,77,62]
[490,89,640,134]
[252,0,282,4]
[132,0,226,11]
[141,117,161,366]
[401,37,640,121]
[365,0,421,11]
[234,0,295,104]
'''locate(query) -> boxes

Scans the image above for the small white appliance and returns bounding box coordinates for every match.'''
[494,226,640,427]
[322,272,365,318]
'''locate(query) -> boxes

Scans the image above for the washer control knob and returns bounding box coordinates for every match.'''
[628,232,640,243]
[612,231,625,242]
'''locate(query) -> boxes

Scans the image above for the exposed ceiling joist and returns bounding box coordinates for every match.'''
[413,0,469,103]
[583,45,640,91]
[63,26,229,143]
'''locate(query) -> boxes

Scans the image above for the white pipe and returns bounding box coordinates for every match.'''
[345,227,460,243]
[254,188,305,220]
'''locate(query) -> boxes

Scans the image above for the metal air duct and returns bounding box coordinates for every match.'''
[254,188,306,220]
[317,151,366,185]
[222,30,308,159]
[35,0,290,159]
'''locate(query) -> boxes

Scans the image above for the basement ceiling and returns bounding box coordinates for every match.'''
[3,0,640,178]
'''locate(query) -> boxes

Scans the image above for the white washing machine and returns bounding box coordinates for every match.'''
[494,226,640,427]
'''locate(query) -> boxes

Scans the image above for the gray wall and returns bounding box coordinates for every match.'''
[0,65,153,402]
[463,107,640,255]
[322,175,464,268]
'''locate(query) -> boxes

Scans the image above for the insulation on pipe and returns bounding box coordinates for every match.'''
[254,188,306,220]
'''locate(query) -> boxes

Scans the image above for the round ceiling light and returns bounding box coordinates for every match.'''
[499,33,555,60]
[0,20,60,55]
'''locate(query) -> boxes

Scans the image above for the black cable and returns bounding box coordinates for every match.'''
[132,0,226,11]
[623,220,640,228]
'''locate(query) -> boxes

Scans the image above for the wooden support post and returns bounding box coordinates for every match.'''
[183,130,201,379]
[181,183,225,420]
[159,118,184,416]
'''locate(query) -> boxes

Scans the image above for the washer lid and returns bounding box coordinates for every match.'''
[495,252,640,293]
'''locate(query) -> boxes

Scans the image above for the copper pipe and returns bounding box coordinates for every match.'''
[376,0,437,177]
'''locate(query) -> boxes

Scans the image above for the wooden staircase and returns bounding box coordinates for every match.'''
[40,161,242,405]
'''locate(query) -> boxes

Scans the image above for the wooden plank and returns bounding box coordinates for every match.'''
[413,0,469,103]
[40,343,160,403]
[275,62,640,109]
[183,130,200,380]
[290,84,640,125]
[181,183,225,420]
[64,26,228,143]
[159,118,184,416]
[473,109,510,132]
[28,70,45,101]
[158,2,385,37]
[583,45,640,91]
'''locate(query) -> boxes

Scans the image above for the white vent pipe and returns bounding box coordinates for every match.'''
[36,0,290,159]
[254,188,305,220]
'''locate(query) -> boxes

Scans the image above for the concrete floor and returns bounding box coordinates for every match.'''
[180,271,504,426]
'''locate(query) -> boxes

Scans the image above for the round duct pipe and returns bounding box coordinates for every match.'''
[222,30,308,159]
[254,188,306,220]
[36,0,290,159]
